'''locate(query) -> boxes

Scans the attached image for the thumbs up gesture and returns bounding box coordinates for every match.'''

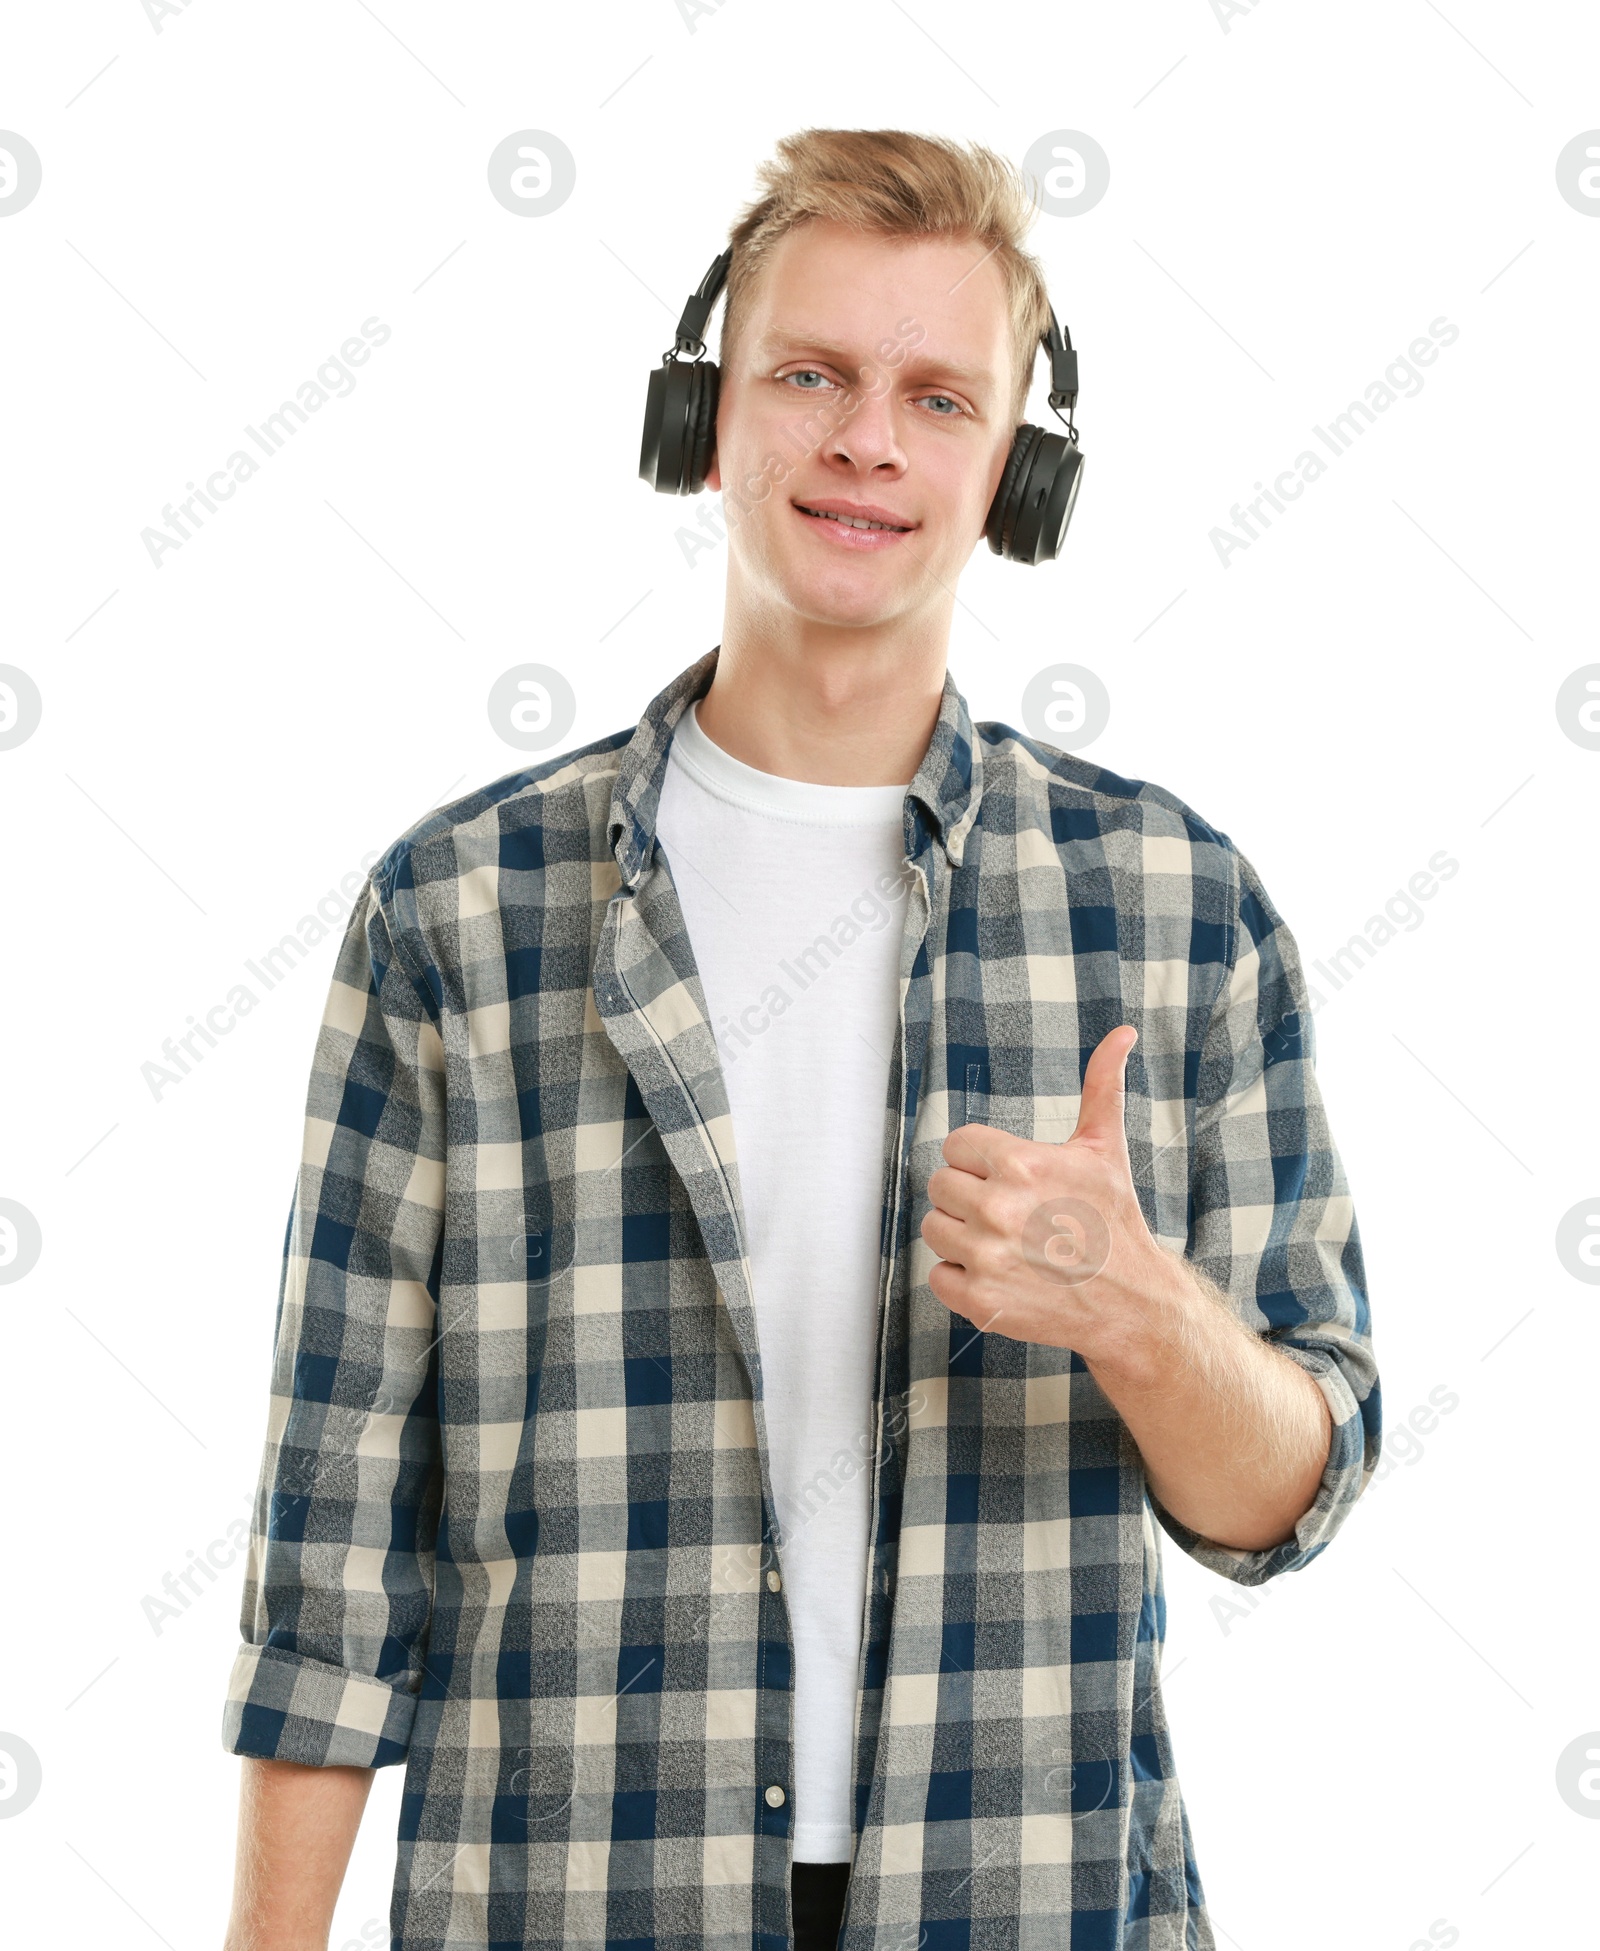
[921,1026,1179,1359]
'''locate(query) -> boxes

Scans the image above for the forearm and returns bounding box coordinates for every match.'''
[224,1756,375,1951]
[1086,1250,1332,1552]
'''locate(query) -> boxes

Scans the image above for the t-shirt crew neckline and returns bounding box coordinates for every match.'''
[669,698,909,827]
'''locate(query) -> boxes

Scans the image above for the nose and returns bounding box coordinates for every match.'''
[821,378,909,476]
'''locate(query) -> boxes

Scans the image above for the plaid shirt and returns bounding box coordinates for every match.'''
[224,645,1379,1950]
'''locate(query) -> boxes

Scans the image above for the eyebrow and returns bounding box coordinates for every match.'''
[751,330,995,394]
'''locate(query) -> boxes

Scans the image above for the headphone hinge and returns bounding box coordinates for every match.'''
[671,247,732,364]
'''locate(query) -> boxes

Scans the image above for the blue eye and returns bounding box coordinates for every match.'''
[778,372,965,417]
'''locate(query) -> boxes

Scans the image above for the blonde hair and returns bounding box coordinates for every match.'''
[719,128,1056,430]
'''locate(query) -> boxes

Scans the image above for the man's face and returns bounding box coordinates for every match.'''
[705,220,1018,634]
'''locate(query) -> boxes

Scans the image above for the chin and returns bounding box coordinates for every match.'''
[774,544,920,616]
[777,575,908,631]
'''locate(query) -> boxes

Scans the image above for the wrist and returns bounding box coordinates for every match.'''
[224,1931,328,1951]
[1080,1243,1206,1396]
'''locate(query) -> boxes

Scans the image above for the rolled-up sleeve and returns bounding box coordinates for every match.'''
[1148,841,1381,1587]
[223,864,446,1766]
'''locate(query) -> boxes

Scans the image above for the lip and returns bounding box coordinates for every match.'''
[792,497,917,550]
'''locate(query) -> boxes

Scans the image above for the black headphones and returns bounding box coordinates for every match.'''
[639,246,1084,565]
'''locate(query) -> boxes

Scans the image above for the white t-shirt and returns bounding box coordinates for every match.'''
[654,697,909,1863]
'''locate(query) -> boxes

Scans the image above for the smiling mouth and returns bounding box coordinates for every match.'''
[794,503,914,533]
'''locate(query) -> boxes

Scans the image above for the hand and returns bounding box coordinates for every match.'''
[920,1026,1180,1362]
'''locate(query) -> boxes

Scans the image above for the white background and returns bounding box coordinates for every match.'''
[2,3,1597,1946]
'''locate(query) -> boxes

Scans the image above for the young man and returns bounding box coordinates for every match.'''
[222,130,1379,1951]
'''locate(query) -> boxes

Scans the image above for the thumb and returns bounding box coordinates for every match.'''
[1068,1025,1136,1158]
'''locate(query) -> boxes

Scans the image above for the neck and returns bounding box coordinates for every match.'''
[697,596,948,788]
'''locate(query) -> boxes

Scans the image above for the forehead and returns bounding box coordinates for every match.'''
[739,219,1012,379]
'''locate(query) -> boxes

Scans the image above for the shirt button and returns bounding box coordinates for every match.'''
[766,1569,781,1592]
[764,1784,786,1809]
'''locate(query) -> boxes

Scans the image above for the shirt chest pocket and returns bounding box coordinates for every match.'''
[961,1062,1042,1141]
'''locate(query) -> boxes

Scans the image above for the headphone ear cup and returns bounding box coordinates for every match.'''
[639,361,674,492]
[683,359,720,497]
[985,426,1041,559]
[986,423,1084,564]
[639,358,720,495]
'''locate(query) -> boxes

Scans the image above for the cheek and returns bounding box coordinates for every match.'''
[980,439,1015,509]
[928,437,1007,531]
[710,379,765,465]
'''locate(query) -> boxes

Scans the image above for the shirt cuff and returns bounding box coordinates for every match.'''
[222,1642,419,1768]
[1149,1345,1372,1587]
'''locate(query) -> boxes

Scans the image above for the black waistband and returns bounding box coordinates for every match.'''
[791,1858,851,1946]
